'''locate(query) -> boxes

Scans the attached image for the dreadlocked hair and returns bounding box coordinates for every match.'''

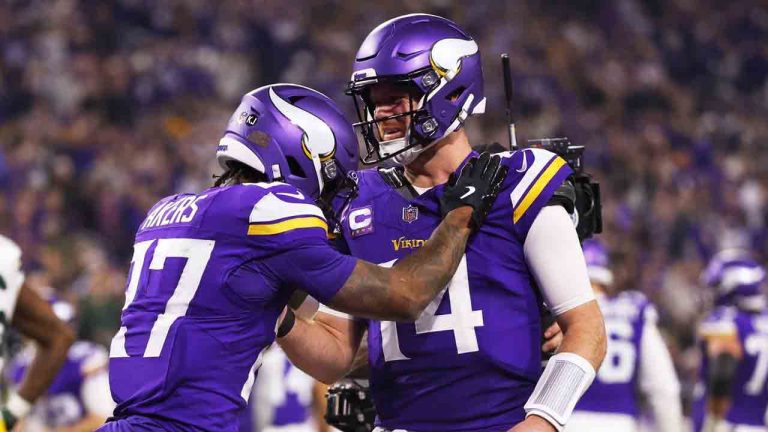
[213,161,268,187]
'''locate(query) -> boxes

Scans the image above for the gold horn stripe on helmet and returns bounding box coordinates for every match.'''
[429,55,449,78]
[429,38,478,80]
[301,134,336,162]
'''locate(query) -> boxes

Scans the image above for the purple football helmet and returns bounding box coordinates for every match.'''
[346,14,486,165]
[216,84,359,219]
[702,250,766,311]
[582,239,613,287]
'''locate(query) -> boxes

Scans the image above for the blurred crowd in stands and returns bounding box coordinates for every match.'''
[1,0,767,416]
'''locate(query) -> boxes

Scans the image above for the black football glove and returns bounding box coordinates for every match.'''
[440,152,508,229]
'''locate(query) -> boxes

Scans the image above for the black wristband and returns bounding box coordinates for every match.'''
[708,352,738,397]
[277,308,296,338]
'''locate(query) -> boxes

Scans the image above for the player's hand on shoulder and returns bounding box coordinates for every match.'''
[440,152,509,229]
[508,415,557,432]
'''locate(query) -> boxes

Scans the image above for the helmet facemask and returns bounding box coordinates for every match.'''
[347,68,443,166]
[315,157,358,234]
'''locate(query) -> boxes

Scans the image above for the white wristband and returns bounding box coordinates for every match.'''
[524,352,596,431]
[6,391,31,419]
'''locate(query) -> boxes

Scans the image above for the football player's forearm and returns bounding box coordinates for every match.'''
[346,336,371,378]
[330,207,472,321]
[706,352,736,418]
[555,301,606,371]
[12,284,75,401]
[279,315,359,384]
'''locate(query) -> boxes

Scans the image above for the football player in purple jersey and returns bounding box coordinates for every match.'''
[566,240,683,432]
[97,83,507,432]
[9,298,115,432]
[278,15,606,432]
[0,235,76,431]
[693,250,768,432]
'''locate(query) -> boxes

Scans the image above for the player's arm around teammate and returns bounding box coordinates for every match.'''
[310,151,507,323]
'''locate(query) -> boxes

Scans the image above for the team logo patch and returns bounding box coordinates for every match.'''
[402,205,419,223]
[348,206,373,238]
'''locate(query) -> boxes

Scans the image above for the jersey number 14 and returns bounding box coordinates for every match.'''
[380,256,484,361]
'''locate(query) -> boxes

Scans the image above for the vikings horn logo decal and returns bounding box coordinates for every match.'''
[269,88,337,162]
[429,38,479,81]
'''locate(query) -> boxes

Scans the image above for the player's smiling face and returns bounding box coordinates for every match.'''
[369,82,419,141]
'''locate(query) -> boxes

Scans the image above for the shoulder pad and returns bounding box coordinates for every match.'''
[0,235,24,296]
[0,235,22,269]
[0,235,21,255]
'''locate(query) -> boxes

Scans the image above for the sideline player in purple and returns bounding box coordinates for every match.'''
[566,240,683,432]
[278,15,607,432]
[693,250,768,432]
[0,235,75,431]
[98,83,508,432]
[9,299,114,431]
[247,345,327,432]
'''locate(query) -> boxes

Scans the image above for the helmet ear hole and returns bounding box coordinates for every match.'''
[445,86,466,102]
[286,156,307,178]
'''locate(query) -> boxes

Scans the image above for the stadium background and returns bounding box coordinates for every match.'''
[1,0,767,428]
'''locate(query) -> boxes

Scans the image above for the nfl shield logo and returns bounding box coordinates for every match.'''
[402,205,419,223]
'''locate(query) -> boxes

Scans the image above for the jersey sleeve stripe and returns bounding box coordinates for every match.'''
[510,149,556,207]
[247,216,328,236]
[249,193,325,224]
[513,157,568,223]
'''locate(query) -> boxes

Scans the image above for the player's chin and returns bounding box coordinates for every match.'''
[378,129,405,141]
[377,123,407,141]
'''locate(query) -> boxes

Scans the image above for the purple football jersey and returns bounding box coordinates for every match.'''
[693,307,768,430]
[105,183,356,432]
[575,291,652,417]
[336,149,572,432]
[11,341,107,428]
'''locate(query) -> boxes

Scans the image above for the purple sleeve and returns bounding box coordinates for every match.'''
[260,237,357,303]
[505,149,574,242]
